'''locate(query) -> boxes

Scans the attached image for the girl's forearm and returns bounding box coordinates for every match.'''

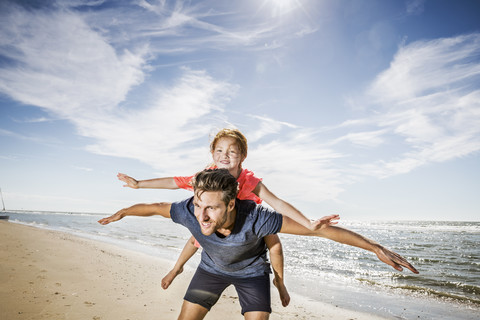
[137,177,179,189]
[272,200,311,226]
[255,182,311,227]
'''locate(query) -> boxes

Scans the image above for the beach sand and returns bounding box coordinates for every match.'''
[0,221,388,320]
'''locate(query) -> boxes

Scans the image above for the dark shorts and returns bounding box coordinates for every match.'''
[184,267,271,315]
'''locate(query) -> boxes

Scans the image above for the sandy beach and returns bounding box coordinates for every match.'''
[0,221,388,320]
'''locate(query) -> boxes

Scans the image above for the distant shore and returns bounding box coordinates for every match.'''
[0,221,390,320]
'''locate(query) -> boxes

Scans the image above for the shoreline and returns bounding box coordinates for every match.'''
[0,221,389,319]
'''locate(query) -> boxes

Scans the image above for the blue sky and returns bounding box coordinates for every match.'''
[0,0,479,221]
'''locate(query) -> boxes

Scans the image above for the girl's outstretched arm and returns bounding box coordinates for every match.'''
[118,173,180,189]
[279,215,419,274]
[254,182,332,231]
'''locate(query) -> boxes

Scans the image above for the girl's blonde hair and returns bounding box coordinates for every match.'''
[210,128,248,159]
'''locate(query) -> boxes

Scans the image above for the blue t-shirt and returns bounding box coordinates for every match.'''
[170,197,283,277]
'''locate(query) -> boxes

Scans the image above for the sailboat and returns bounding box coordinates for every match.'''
[0,188,9,220]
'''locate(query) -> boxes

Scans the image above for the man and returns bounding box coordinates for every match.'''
[99,169,418,320]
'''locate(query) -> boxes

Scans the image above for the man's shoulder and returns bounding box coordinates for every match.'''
[172,196,194,208]
[236,199,276,219]
[170,196,194,222]
[235,199,283,236]
[236,198,259,213]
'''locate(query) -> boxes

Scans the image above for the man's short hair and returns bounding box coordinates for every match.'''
[193,169,239,205]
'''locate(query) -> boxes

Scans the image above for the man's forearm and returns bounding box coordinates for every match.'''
[98,202,172,225]
[279,216,418,274]
[315,226,379,253]
[121,202,172,218]
[280,216,378,252]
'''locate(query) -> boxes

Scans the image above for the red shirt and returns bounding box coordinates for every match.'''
[174,168,262,204]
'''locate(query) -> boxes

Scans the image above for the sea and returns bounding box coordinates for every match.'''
[4,210,479,320]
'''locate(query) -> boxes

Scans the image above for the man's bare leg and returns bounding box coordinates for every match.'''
[244,311,270,320]
[177,301,209,320]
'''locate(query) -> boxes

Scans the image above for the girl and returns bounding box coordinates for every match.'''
[118,128,323,307]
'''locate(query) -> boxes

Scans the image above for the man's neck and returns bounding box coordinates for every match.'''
[216,207,237,237]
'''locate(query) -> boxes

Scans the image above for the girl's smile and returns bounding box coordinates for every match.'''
[212,137,244,177]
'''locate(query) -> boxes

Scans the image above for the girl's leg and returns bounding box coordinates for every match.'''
[162,235,199,289]
[264,234,290,307]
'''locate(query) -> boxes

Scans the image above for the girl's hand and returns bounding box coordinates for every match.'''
[311,214,340,230]
[118,173,139,189]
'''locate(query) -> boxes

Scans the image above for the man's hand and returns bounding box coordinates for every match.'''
[98,210,124,225]
[374,245,419,274]
[118,173,139,189]
[311,214,340,230]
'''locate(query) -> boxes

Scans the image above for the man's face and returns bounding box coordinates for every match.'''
[193,190,234,236]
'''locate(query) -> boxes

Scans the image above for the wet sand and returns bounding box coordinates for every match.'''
[0,221,388,319]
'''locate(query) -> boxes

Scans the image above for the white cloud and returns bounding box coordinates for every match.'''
[347,33,480,178]
[72,165,94,172]
[0,128,45,143]
[83,68,238,174]
[0,4,237,175]
[1,3,479,209]
[406,0,426,16]
[368,34,480,103]
[246,115,298,142]
[0,6,147,118]
[330,129,387,148]
[246,129,347,202]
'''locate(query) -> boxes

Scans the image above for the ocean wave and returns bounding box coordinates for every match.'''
[357,276,480,306]
[343,220,480,234]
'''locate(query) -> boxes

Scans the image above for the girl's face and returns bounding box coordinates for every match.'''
[212,137,244,172]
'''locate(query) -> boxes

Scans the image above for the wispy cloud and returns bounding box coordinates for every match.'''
[246,129,346,201]
[0,128,47,143]
[0,1,316,175]
[343,33,480,178]
[406,0,426,16]
[0,4,147,118]
[14,117,54,123]
[246,115,298,142]
[84,68,238,174]
[72,165,94,172]
[1,2,479,207]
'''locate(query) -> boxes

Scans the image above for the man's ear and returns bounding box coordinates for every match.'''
[227,199,235,212]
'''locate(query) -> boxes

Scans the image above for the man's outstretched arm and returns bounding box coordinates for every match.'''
[279,215,419,274]
[98,202,172,225]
